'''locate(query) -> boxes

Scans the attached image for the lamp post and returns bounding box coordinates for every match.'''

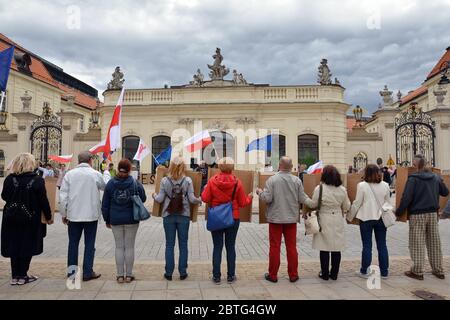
[90,99,101,129]
[353,105,363,127]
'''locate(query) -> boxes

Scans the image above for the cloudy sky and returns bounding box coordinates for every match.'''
[1,0,450,113]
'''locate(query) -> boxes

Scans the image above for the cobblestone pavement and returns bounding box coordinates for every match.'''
[1,183,450,300]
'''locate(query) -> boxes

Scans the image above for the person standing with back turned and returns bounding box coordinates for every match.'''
[59,151,106,282]
[396,154,449,280]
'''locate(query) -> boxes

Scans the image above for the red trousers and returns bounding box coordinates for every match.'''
[268,223,298,280]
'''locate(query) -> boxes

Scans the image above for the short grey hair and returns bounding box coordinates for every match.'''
[279,156,293,171]
[78,151,93,164]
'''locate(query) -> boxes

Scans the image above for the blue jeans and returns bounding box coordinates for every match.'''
[67,221,98,278]
[211,219,240,279]
[360,218,389,277]
[163,215,190,276]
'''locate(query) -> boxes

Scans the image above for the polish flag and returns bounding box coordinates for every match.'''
[184,130,212,153]
[89,139,106,154]
[48,154,73,164]
[306,160,323,174]
[133,138,151,162]
[104,88,125,158]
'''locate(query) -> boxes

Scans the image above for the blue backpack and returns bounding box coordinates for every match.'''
[206,181,237,232]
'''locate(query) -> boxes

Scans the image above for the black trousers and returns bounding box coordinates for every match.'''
[320,251,341,279]
[10,256,32,278]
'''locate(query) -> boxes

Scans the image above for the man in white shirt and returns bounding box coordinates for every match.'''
[38,163,55,178]
[59,151,106,282]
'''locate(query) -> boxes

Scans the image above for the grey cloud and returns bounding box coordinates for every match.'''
[1,0,449,114]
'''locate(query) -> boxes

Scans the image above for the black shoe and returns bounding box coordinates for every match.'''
[164,274,173,281]
[227,275,236,284]
[330,274,338,281]
[180,274,188,281]
[264,273,278,283]
[289,276,299,283]
[83,272,101,282]
[318,272,329,281]
[212,277,221,285]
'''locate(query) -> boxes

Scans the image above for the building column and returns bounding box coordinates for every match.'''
[11,112,39,154]
[57,111,83,156]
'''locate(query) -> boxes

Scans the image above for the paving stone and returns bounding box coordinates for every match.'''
[298,283,344,300]
[167,280,200,290]
[265,285,309,300]
[58,291,99,300]
[95,291,133,300]
[201,287,238,300]
[166,288,202,300]
[29,279,67,292]
[101,280,136,292]
[134,280,167,291]
[132,290,167,300]
[21,291,63,300]
[233,286,272,300]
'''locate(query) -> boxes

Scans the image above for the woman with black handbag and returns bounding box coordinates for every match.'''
[1,153,53,286]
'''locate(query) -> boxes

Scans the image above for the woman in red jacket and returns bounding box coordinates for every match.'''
[201,157,253,284]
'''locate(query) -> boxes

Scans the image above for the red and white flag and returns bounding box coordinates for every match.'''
[104,88,124,157]
[89,139,106,154]
[48,154,73,164]
[184,130,212,153]
[133,138,151,162]
[306,160,323,174]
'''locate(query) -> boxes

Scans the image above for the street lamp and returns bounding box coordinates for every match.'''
[90,99,101,128]
[353,105,363,127]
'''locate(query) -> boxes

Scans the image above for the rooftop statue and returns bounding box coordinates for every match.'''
[207,48,229,80]
[317,59,332,85]
[190,69,204,86]
[107,66,125,90]
[232,69,248,85]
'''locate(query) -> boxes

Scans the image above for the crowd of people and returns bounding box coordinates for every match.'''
[1,151,449,287]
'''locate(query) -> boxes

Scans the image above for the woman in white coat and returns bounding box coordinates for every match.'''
[349,164,391,278]
[306,165,351,281]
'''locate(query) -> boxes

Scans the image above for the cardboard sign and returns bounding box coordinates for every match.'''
[345,173,363,225]
[303,174,322,198]
[440,175,450,214]
[395,167,416,222]
[151,167,202,222]
[41,177,57,224]
[206,168,254,223]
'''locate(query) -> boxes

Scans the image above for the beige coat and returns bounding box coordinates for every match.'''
[305,184,351,252]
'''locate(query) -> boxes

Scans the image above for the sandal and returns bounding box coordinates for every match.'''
[116,276,125,284]
[125,276,135,283]
[24,275,39,284]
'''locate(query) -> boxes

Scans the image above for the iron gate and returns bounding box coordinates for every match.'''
[395,103,435,167]
[30,103,62,164]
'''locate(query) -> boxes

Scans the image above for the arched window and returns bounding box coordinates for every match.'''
[203,131,235,165]
[298,134,319,167]
[353,152,368,171]
[266,134,286,169]
[0,150,4,177]
[122,135,140,171]
[152,135,171,173]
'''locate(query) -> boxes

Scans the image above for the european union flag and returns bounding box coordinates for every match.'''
[246,135,272,152]
[154,145,172,165]
[0,46,15,92]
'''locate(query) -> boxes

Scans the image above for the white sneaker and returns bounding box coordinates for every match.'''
[356,271,370,279]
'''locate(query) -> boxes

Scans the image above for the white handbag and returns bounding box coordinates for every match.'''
[304,184,322,235]
[368,184,396,228]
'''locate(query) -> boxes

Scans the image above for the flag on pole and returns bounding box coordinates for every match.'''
[154,145,172,165]
[48,154,73,164]
[0,46,14,92]
[246,135,272,152]
[104,88,125,158]
[89,139,106,154]
[184,130,212,153]
[133,138,151,162]
[306,160,323,174]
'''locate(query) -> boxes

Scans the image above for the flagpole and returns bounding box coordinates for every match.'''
[0,91,5,111]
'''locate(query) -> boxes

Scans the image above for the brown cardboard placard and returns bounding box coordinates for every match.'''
[345,173,363,225]
[206,168,254,223]
[440,175,450,214]
[395,167,416,222]
[42,177,57,224]
[151,167,202,222]
[303,174,322,198]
